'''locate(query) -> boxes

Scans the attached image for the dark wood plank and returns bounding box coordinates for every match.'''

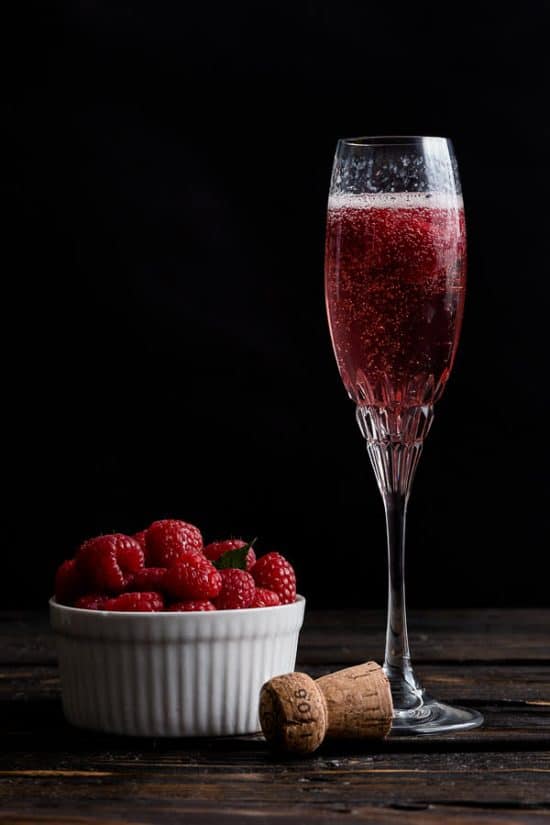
[1,804,550,824]
[0,612,55,665]
[2,662,550,704]
[2,749,550,821]
[2,610,550,824]
[305,664,550,705]
[2,662,550,749]
[0,665,60,701]
[2,609,550,666]
[299,609,550,665]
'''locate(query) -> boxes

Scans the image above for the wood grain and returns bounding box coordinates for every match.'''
[3,609,550,666]
[1,609,550,824]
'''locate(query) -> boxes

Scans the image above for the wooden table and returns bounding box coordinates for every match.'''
[2,609,549,823]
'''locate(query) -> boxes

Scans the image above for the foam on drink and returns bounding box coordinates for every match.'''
[328,191,464,211]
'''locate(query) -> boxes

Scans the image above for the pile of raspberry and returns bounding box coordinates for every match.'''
[54,519,297,612]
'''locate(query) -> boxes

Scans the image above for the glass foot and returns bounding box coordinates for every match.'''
[390,697,484,736]
[384,665,483,735]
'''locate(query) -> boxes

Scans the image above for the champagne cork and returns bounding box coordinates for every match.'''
[259,662,393,754]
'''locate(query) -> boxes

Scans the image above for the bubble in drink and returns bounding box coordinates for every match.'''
[325,192,466,409]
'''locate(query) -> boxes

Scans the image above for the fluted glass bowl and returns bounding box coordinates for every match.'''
[50,595,305,737]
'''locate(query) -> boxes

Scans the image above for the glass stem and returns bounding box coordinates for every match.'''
[357,405,435,708]
[383,491,418,692]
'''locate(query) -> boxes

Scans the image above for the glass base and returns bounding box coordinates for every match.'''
[384,665,484,736]
[390,697,484,736]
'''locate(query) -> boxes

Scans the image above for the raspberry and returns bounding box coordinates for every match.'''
[146,519,203,566]
[76,534,145,593]
[103,592,164,612]
[132,530,148,551]
[251,587,281,608]
[214,569,255,610]
[168,600,216,611]
[204,539,256,571]
[163,551,222,600]
[118,543,146,574]
[74,594,108,610]
[55,559,85,606]
[126,567,167,592]
[251,552,296,605]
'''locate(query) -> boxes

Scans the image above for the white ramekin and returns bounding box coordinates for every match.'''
[50,595,305,737]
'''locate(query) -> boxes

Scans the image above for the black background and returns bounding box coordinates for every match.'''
[10,1,550,608]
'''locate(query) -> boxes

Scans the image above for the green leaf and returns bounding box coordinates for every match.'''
[214,539,257,570]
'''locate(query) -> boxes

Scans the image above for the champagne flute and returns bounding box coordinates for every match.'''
[325,136,483,734]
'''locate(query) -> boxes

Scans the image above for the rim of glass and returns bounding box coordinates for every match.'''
[338,135,450,147]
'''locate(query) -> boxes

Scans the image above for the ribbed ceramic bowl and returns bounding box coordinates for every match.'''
[50,595,305,737]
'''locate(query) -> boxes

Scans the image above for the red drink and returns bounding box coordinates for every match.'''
[325,193,466,409]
